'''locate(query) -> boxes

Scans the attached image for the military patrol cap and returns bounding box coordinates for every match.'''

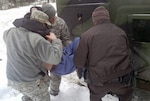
[30,9,51,26]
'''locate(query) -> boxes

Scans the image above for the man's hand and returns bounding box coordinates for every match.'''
[46,32,57,42]
[44,63,53,70]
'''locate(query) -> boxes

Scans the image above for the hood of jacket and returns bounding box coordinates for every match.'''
[92,6,110,25]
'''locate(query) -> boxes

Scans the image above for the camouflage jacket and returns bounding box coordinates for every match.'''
[48,16,72,46]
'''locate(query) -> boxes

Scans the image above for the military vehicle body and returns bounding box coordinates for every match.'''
[56,0,150,91]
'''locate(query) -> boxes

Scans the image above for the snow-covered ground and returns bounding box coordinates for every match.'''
[0,3,120,101]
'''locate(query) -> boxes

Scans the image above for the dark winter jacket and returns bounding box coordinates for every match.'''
[74,6,133,85]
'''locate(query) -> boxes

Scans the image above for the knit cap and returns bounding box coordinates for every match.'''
[42,3,56,18]
[30,9,51,26]
[92,6,110,24]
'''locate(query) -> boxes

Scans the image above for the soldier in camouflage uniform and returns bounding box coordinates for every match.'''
[4,9,63,101]
[42,3,72,96]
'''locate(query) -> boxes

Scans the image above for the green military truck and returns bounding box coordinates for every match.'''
[56,0,150,91]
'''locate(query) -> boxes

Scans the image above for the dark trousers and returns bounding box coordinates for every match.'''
[88,82,133,101]
[88,74,133,101]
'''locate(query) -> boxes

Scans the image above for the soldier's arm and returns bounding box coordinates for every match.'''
[61,22,72,46]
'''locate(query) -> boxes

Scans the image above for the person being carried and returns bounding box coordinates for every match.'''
[3,9,62,101]
[51,37,87,86]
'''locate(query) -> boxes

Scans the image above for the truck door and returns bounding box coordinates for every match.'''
[128,14,150,91]
[56,0,108,39]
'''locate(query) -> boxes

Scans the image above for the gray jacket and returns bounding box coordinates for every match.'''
[3,27,62,82]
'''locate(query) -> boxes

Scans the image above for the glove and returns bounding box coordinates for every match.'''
[76,68,83,79]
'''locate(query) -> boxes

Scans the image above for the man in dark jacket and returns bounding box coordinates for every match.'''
[74,6,133,101]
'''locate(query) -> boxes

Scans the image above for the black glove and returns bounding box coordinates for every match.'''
[76,68,83,79]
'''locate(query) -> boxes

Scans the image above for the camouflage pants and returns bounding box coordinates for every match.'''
[50,72,61,95]
[8,75,51,101]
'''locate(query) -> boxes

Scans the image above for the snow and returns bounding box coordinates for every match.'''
[0,3,119,101]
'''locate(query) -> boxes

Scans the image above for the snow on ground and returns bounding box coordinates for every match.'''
[0,3,119,101]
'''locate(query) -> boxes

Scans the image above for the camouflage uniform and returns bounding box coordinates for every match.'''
[8,75,51,101]
[42,3,72,95]
[48,16,72,95]
[48,16,72,46]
